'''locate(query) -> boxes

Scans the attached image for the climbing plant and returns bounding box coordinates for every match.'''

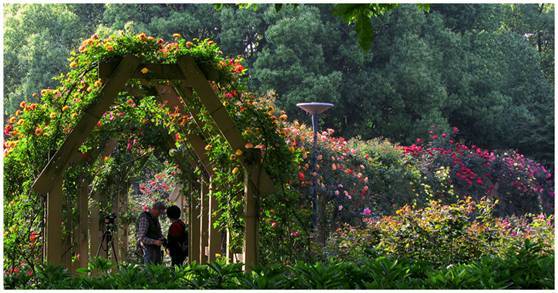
[3,31,308,270]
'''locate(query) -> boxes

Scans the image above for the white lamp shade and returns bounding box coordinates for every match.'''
[296,102,334,115]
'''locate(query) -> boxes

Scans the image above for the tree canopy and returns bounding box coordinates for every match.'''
[4,3,554,163]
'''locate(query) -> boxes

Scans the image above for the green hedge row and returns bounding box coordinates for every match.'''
[6,243,553,289]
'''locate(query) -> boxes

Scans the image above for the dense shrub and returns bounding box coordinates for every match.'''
[402,128,554,215]
[326,198,554,266]
[5,243,553,289]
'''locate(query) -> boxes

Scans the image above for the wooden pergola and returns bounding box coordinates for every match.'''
[31,55,275,271]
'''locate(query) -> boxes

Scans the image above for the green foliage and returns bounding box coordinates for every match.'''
[326,198,554,267]
[5,249,554,289]
[4,4,554,161]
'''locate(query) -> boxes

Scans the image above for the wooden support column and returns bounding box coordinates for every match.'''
[77,177,90,268]
[207,178,222,262]
[111,186,120,266]
[118,183,129,263]
[89,190,102,260]
[199,178,209,264]
[243,168,257,271]
[189,182,200,263]
[226,228,234,264]
[46,179,63,266]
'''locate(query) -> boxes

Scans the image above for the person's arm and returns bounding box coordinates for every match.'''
[138,215,159,245]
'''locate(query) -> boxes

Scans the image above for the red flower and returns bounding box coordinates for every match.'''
[4,125,13,136]
[452,127,459,134]
[298,172,305,182]
[29,231,39,243]
[232,64,245,73]
[432,134,439,140]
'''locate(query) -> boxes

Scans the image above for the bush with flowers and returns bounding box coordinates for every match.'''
[402,127,554,216]
[326,197,554,266]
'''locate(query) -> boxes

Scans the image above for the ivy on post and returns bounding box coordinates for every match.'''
[77,177,90,269]
[199,177,209,264]
[208,176,222,262]
[243,167,257,272]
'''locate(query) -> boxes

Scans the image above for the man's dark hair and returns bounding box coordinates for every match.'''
[166,205,181,220]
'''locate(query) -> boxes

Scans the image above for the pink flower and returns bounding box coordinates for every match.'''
[452,127,459,134]
[290,231,300,238]
[338,205,343,211]
[432,134,438,140]
[362,208,372,216]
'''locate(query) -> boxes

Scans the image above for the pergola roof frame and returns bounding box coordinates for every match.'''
[32,55,275,271]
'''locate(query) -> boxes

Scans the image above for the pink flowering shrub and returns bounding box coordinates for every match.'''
[402,127,554,215]
[284,122,419,226]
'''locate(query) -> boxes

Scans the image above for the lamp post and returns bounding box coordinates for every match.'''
[296,102,333,246]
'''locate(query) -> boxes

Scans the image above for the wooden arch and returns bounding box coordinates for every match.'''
[31,55,275,271]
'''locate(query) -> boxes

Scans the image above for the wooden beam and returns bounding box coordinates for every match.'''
[99,60,220,81]
[189,181,200,264]
[208,176,222,262]
[111,185,119,268]
[226,227,234,264]
[154,86,213,175]
[243,168,257,272]
[33,55,140,194]
[77,177,90,269]
[118,183,129,264]
[176,56,276,195]
[46,179,63,266]
[89,139,118,263]
[199,177,209,264]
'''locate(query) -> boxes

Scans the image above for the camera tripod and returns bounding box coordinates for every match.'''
[96,229,119,266]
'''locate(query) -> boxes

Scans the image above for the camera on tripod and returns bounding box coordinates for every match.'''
[97,213,119,265]
[103,213,117,232]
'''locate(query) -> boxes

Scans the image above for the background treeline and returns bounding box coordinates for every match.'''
[4,4,554,163]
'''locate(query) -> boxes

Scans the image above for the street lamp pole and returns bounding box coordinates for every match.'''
[296,102,333,246]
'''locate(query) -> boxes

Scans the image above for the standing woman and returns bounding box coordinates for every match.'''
[166,205,188,266]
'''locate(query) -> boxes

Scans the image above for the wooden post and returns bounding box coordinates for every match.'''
[189,182,200,264]
[199,178,209,264]
[46,179,63,266]
[89,189,101,260]
[226,228,234,264]
[77,177,89,268]
[208,177,222,262]
[111,185,120,266]
[243,168,257,271]
[118,183,129,263]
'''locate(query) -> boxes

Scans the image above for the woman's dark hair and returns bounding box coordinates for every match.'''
[166,205,181,219]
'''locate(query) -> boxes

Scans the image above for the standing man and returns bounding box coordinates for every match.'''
[137,201,166,264]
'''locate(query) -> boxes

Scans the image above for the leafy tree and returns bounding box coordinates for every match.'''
[3,4,96,115]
